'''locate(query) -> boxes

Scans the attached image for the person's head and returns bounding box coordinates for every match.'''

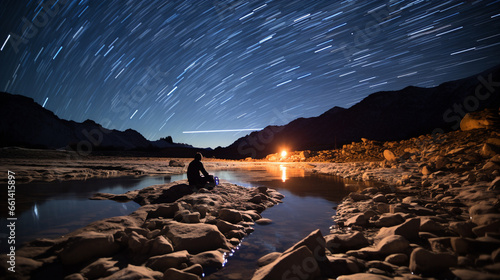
[194,152,203,161]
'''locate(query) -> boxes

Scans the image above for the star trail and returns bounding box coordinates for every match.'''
[1,0,500,148]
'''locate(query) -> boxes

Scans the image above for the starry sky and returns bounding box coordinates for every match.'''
[1,0,500,148]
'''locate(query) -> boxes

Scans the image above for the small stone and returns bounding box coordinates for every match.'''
[255,218,273,225]
[384,150,398,162]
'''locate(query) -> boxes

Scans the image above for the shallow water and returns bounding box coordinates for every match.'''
[0,164,368,279]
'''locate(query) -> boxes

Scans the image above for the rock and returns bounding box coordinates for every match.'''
[145,250,190,271]
[422,166,433,175]
[257,252,282,267]
[325,231,369,252]
[472,214,500,227]
[451,237,500,255]
[148,235,174,257]
[350,192,370,201]
[451,268,500,280]
[492,248,500,263]
[255,218,273,225]
[64,274,85,280]
[372,194,387,203]
[282,229,327,266]
[251,245,320,280]
[127,231,147,253]
[420,218,445,233]
[409,248,457,274]
[182,264,204,277]
[482,143,499,158]
[449,221,476,238]
[169,160,185,167]
[218,209,243,224]
[190,250,225,269]
[59,232,120,265]
[147,203,180,219]
[385,253,408,266]
[376,218,420,241]
[81,258,119,279]
[489,177,500,191]
[376,235,410,255]
[337,273,394,280]
[484,161,500,171]
[373,213,405,227]
[163,268,201,280]
[384,150,397,161]
[473,220,500,237]
[183,212,201,223]
[428,237,453,253]
[460,110,500,131]
[345,214,367,227]
[216,219,244,233]
[164,221,229,254]
[101,264,163,280]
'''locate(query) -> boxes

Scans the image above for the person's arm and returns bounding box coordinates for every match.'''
[199,162,209,177]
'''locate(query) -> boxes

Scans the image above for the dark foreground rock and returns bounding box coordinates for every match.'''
[0,181,284,280]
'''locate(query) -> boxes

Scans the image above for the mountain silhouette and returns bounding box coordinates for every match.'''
[0,92,190,151]
[214,64,500,159]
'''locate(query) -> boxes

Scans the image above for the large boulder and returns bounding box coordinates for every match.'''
[325,231,369,252]
[337,273,393,280]
[148,235,174,256]
[375,218,420,241]
[59,232,120,265]
[282,229,327,267]
[251,245,320,280]
[460,110,500,131]
[145,250,190,271]
[81,258,119,279]
[164,221,229,253]
[100,264,163,280]
[376,235,410,255]
[409,248,457,274]
[163,268,201,280]
[373,213,405,227]
[218,209,243,224]
[190,250,225,269]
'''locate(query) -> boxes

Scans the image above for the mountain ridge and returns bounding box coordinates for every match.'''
[0,92,191,152]
[213,64,500,159]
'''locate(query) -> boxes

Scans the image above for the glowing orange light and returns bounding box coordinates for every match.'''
[280,165,287,182]
[281,150,287,157]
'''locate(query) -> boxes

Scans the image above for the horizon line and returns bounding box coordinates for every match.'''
[183,128,263,134]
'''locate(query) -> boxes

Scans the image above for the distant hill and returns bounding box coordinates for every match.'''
[0,92,192,152]
[214,64,500,159]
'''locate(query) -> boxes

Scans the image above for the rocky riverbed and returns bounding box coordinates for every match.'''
[0,181,284,280]
[250,113,500,279]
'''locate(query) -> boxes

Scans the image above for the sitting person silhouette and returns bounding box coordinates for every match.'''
[187,152,214,188]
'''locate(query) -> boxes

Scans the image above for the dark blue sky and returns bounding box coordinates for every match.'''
[1,0,499,148]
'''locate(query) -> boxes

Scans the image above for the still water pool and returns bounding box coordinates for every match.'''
[0,164,368,279]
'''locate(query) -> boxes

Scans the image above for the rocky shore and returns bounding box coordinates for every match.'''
[249,112,500,280]
[0,181,284,280]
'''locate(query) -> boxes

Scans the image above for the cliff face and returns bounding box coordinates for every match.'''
[215,65,500,159]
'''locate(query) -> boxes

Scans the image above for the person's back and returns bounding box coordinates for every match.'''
[187,153,211,186]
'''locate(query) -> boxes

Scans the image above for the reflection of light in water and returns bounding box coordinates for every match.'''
[33,203,39,221]
[280,165,287,182]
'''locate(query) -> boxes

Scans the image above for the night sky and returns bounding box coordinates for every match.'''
[1,0,499,148]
